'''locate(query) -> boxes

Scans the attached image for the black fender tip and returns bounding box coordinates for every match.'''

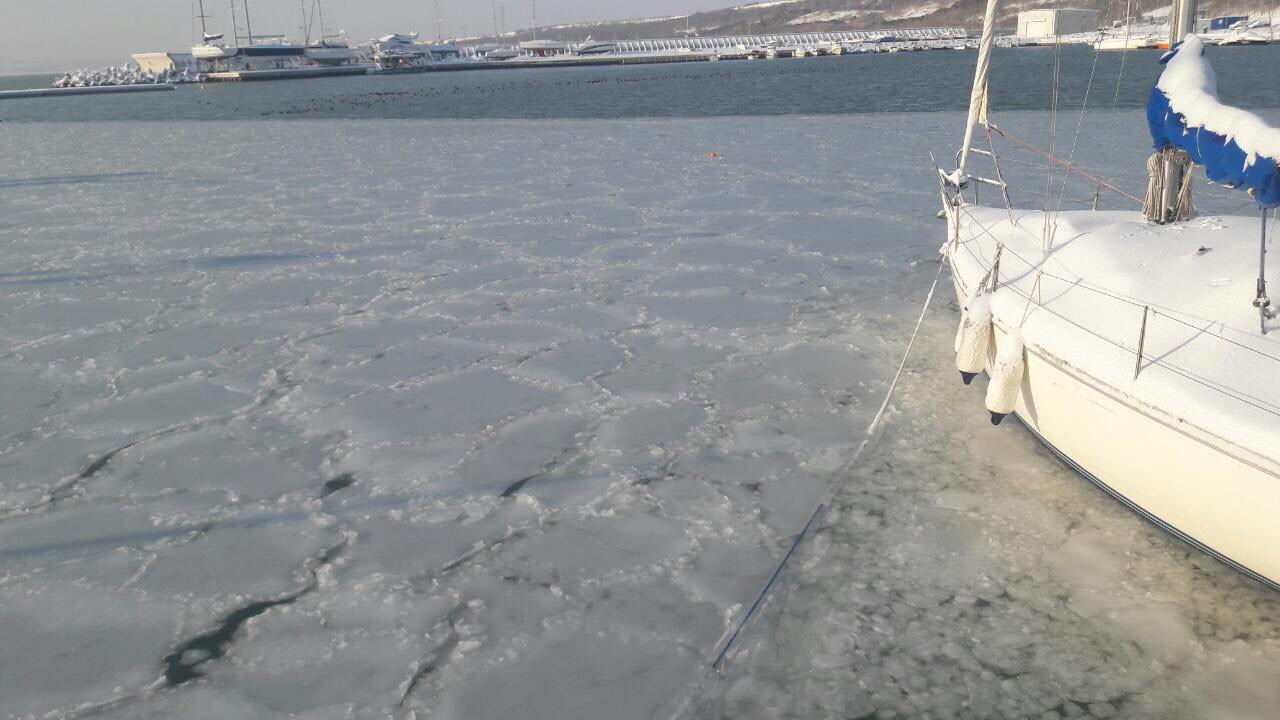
[990,411,1007,426]
[960,371,978,385]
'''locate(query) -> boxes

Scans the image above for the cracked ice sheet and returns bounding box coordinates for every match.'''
[0,111,1277,720]
[697,312,1280,720]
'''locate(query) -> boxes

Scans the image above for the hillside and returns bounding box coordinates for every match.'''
[485,0,1276,43]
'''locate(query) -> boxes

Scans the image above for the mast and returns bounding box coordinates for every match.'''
[533,0,538,42]
[197,0,210,37]
[230,0,240,45]
[300,0,310,44]
[956,0,1000,179]
[1148,0,1198,223]
[242,0,255,45]
[316,0,329,43]
[1169,0,1197,44]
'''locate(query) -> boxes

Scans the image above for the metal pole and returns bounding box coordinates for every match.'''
[1256,206,1272,333]
[1169,0,1197,43]
[197,0,209,37]
[316,0,328,43]
[1134,306,1149,379]
[230,0,240,46]
[243,0,254,45]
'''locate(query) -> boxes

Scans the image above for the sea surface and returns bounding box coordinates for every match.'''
[1,45,1279,720]
[2,44,1280,121]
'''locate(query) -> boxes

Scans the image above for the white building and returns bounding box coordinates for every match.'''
[1017,9,1100,37]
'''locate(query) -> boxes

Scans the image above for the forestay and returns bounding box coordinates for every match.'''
[1148,35,1280,207]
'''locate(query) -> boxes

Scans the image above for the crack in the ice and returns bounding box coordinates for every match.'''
[397,602,469,707]
[162,594,303,686]
[5,365,304,518]
[438,527,532,575]
[499,473,540,498]
[160,536,348,687]
[319,472,356,498]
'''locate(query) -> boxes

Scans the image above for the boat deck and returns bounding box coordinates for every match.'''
[950,204,1280,468]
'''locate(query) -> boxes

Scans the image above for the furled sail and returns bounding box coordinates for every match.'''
[1147,35,1280,207]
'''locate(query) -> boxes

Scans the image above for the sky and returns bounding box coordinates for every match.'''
[0,0,745,73]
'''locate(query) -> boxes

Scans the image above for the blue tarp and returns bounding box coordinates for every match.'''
[1209,16,1248,31]
[1147,43,1280,208]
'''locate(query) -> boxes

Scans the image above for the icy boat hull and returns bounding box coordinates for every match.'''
[945,203,1280,589]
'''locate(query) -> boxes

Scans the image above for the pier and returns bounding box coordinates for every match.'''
[202,65,372,82]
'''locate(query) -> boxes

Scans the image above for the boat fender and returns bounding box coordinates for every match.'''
[985,329,1025,425]
[955,292,992,385]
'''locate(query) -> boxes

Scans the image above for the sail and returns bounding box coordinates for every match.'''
[957,0,999,174]
[1148,35,1280,207]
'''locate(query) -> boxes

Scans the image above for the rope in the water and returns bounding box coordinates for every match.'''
[665,257,948,718]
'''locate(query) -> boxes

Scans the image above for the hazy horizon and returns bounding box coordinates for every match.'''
[0,0,742,73]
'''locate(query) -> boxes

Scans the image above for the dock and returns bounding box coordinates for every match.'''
[371,51,719,75]
[202,65,373,82]
[0,84,176,100]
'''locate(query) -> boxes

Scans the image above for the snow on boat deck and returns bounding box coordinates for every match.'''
[952,204,1280,467]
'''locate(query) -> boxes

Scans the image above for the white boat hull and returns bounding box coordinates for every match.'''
[947,241,1280,590]
[1094,37,1159,50]
[192,44,239,59]
[305,46,354,63]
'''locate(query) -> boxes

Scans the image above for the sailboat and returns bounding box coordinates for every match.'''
[940,0,1280,588]
[191,1,354,67]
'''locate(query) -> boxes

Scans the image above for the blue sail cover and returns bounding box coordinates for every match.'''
[1147,42,1280,208]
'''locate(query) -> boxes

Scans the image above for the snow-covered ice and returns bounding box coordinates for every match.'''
[0,112,1277,719]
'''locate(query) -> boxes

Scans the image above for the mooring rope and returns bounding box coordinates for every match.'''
[665,257,948,719]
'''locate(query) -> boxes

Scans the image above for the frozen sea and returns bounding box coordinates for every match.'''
[2,51,1280,720]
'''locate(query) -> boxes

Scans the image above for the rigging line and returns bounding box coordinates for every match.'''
[992,127,1144,203]
[1049,32,1107,251]
[984,124,1017,227]
[1095,0,1135,200]
[986,148,1147,178]
[991,232,1280,357]
[667,258,948,719]
[1111,0,1136,111]
[951,234,1280,418]
[1043,39,1063,255]
[954,205,1280,365]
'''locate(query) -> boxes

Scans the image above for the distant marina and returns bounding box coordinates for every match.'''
[2,0,1277,100]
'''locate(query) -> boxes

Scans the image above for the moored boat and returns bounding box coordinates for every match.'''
[940,0,1280,588]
